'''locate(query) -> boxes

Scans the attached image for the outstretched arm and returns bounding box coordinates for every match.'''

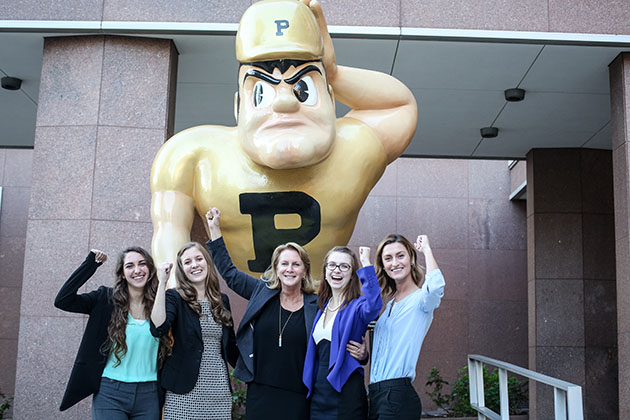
[54,250,107,314]
[304,0,418,163]
[151,262,172,328]
[414,235,445,312]
[356,247,383,323]
[206,208,260,299]
[206,207,223,241]
[415,235,439,273]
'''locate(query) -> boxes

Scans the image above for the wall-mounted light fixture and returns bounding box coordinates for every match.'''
[504,88,525,102]
[480,127,499,138]
[1,77,22,90]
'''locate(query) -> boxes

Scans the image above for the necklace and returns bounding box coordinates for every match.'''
[129,301,145,320]
[326,299,343,312]
[278,304,295,348]
[323,299,343,327]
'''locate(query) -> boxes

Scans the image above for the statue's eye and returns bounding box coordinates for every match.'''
[293,76,317,106]
[253,81,275,108]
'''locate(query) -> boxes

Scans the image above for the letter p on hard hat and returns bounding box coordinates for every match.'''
[236,0,324,62]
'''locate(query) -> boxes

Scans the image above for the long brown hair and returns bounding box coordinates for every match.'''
[104,246,171,367]
[174,242,232,327]
[262,242,317,294]
[375,234,424,301]
[317,246,362,311]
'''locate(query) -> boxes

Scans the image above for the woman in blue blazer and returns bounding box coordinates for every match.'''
[150,242,238,420]
[303,246,382,420]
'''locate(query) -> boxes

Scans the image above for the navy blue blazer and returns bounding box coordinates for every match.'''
[206,237,318,383]
[150,289,238,394]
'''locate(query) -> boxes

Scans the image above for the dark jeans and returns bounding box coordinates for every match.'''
[92,377,160,420]
[368,378,422,420]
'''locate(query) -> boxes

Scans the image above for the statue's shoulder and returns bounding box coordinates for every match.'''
[151,125,238,189]
[337,117,380,141]
[336,117,386,156]
[156,125,236,159]
[152,125,237,173]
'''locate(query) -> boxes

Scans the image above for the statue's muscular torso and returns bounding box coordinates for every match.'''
[152,117,387,277]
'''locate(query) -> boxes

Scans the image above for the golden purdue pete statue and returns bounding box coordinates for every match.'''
[151,0,418,278]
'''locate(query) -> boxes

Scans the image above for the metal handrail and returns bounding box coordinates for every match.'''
[468,355,583,420]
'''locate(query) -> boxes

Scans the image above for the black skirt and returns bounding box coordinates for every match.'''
[310,339,368,420]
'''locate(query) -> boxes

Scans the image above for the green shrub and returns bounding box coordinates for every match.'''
[230,370,247,420]
[0,389,12,420]
[426,366,527,417]
[426,367,451,411]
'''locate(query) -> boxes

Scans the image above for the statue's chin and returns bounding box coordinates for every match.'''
[254,150,326,170]
[238,126,336,170]
[244,137,334,170]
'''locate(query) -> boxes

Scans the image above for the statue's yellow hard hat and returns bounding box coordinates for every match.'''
[236,0,323,63]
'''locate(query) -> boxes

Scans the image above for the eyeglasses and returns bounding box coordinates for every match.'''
[326,262,351,272]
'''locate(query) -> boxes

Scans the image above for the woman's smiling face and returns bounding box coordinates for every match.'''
[325,251,353,294]
[276,249,306,290]
[123,251,149,291]
[381,242,412,283]
[180,246,208,284]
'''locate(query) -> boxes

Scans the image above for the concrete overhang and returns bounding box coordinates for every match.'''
[1,21,629,159]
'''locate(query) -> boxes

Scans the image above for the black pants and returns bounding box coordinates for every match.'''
[368,378,422,420]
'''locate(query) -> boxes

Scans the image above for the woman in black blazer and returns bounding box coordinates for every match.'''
[150,242,238,420]
[54,247,169,419]
[205,208,319,420]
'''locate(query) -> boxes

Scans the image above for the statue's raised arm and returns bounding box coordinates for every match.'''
[305,0,418,163]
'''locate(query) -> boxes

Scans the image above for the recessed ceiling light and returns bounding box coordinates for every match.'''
[504,88,525,102]
[1,77,22,91]
[480,127,499,138]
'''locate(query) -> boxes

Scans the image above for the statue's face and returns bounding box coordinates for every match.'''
[236,62,336,169]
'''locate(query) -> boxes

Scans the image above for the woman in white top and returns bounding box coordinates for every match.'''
[367,234,445,420]
[303,246,382,420]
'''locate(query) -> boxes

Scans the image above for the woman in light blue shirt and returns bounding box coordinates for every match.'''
[367,234,445,420]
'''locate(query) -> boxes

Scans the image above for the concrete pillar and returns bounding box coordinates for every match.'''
[611,52,630,420]
[0,149,33,410]
[13,35,178,420]
[527,148,617,419]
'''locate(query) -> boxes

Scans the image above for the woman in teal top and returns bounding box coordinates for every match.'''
[54,247,170,419]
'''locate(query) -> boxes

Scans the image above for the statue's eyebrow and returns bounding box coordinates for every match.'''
[243,65,323,86]
[284,65,322,85]
[243,69,281,85]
